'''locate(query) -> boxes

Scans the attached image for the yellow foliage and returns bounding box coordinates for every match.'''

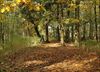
[23,0,31,4]
[28,3,34,11]
[0,5,11,13]
[34,4,41,11]
[70,3,77,9]
[0,8,6,13]
[11,3,17,7]
[15,0,31,4]
[5,6,10,12]
[15,0,22,4]
[28,3,42,11]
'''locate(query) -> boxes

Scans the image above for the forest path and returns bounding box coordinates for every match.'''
[0,43,100,72]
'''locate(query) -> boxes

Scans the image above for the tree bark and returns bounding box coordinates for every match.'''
[89,19,93,39]
[82,23,86,40]
[45,23,49,42]
[71,25,74,41]
[65,27,70,42]
[75,0,80,33]
[56,3,60,41]
[60,26,64,44]
[94,1,98,41]
[0,22,4,46]
[65,6,70,42]
[57,26,60,41]
[60,4,65,45]
[75,0,80,46]
[30,20,41,38]
[34,25,41,38]
[99,0,100,41]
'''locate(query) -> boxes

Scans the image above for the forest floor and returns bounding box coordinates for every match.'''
[0,43,100,72]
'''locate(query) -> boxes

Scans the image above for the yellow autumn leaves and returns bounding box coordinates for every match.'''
[0,3,17,13]
[0,0,46,14]
[15,0,46,11]
[15,0,31,4]
[0,0,31,13]
[33,4,43,11]
[28,3,45,11]
[1,6,10,13]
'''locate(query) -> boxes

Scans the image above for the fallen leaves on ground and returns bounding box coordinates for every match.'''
[0,43,100,72]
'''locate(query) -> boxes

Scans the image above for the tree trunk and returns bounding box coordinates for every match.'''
[45,23,49,42]
[71,25,74,42]
[99,0,100,41]
[75,0,80,46]
[0,22,4,48]
[89,19,93,39]
[57,3,65,44]
[60,26,64,44]
[65,5,70,42]
[94,1,98,41]
[82,23,86,40]
[75,1,80,33]
[0,23,2,43]
[34,25,41,38]
[56,3,61,41]
[60,4,65,45]
[97,0,100,42]
[57,26,60,41]
[65,27,70,42]
[29,19,41,38]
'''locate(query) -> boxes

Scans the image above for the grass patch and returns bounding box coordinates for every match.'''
[80,40,100,53]
[0,35,30,56]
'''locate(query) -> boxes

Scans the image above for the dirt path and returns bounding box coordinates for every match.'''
[0,43,100,72]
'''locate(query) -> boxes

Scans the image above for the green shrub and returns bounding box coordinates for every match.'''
[80,40,100,52]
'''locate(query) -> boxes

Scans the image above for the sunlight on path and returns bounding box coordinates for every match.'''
[23,60,48,67]
[42,57,98,72]
[39,43,75,48]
